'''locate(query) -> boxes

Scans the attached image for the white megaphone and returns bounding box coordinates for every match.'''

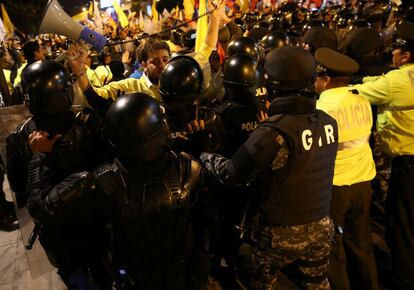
[39,0,106,51]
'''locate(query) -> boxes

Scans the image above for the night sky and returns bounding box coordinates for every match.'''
[59,0,91,16]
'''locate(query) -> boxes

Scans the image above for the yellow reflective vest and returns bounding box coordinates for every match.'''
[13,63,27,86]
[354,63,414,156]
[317,87,376,186]
[94,65,113,86]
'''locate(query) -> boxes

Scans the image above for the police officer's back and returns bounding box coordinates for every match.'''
[315,48,378,290]
[201,46,338,290]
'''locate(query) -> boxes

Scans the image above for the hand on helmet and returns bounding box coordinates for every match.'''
[29,131,62,153]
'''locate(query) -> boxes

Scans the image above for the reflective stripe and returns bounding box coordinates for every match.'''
[338,134,370,151]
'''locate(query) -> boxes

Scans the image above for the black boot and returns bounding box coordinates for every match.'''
[0,194,18,232]
[0,207,18,232]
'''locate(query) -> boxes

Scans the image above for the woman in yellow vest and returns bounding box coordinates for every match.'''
[315,47,378,290]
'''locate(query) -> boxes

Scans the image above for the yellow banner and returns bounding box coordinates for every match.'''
[152,0,158,24]
[113,0,129,28]
[195,0,207,52]
[1,4,14,34]
[72,10,88,22]
[183,0,194,20]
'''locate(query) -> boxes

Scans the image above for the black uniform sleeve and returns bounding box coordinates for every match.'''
[26,153,98,224]
[201,126,286,185]
[83,85,112,112]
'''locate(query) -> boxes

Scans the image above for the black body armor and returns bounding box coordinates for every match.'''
[94,152,203,289]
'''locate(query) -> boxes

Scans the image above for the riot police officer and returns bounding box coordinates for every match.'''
[201,46,338,290]
[214,54,260,157]
[226,37,269,112]
[23,60,111,289]
[159,55,226,156]
[30,92,211,290]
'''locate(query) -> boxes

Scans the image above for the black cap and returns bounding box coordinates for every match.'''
[394,21,414,50]
[315,47,359,76]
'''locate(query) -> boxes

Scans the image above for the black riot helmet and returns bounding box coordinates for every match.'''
[347,19,371,33]
[301,26,338,53]
[264,46,316,94]
[107,93,170,165]
[22,60,72,115]
[223,54,259,103]
[158,55,203,124]
[302,19,325,34]
[227,37,261,62]
[260,31,291,51]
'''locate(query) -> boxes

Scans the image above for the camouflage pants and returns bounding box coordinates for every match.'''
[240,216,334,290]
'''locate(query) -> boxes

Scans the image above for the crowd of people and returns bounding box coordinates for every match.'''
[1,0,414,289]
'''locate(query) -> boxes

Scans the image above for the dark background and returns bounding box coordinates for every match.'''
[1,0,183,35]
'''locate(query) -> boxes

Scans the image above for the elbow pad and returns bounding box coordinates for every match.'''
[44,172,96,215]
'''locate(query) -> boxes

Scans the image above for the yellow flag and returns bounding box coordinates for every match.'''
[113,0,129,28]
[1,4,14,35]
[183,0,194,20]
[88,1,94,18]
[72,10,88,22]
[236,0,249,12]
[195,0,207,52]
[152,0,158,24]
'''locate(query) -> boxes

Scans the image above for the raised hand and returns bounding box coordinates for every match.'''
[67,43,89,76]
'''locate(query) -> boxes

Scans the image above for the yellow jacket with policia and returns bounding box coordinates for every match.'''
[315,47,376,186]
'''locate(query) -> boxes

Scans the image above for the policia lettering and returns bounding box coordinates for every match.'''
[255,87,267,97]
[302,125,336,151]
[241,121,258,132]
[327,100,371,131]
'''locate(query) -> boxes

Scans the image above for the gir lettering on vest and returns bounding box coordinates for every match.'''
[301,125,335,151]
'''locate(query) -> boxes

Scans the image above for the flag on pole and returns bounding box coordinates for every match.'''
[138,10,144,29]
[92,0,103,31]
[88,1,94,18]
[151,0,159,24]
[183,0,195,20]
[113,0,129,28]
[195,0,207,52]
[1,4,14,35]
[72,10,88,22]
[237,0,249,12]
[0,17,7,41]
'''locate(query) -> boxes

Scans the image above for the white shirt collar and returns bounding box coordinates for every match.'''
[142,72,154,88]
